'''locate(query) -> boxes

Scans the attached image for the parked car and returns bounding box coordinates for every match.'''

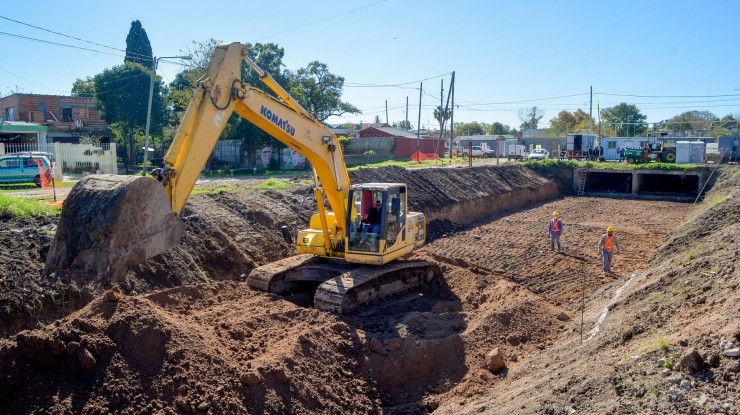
[0,154,53,187]
[527,149,550,160]
[461,146,484,157]
[9,151,56,163]
[483,149,497,158]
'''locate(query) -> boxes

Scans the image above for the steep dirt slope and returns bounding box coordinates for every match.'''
[436,166,739,415]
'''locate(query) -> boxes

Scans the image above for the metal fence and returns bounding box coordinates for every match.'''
[0,142,117,177]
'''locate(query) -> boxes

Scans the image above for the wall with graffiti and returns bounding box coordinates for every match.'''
[254,146,307,170]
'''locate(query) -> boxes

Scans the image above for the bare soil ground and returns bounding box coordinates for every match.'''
[0,164,737,415]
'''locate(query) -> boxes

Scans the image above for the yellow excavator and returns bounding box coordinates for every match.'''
[43,42,440,314]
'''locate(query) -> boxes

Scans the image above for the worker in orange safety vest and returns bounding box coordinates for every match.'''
[548,211,563,253]
[598,226,621,273]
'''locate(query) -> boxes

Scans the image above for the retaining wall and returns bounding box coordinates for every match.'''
[349,164,560,225]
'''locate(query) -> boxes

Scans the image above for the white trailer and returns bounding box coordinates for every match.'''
[600,137,651,160]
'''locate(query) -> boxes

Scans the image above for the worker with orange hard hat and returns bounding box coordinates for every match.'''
[598,226,620,273]
[548,211,564,253]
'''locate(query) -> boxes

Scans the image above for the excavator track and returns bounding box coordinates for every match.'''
[247,256,442,314]
[313,260,441,314]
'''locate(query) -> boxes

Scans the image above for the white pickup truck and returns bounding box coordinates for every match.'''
[461,146,484,157]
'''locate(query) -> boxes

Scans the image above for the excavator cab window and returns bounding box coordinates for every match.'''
[385,188,405,248]
[347,189,385,252]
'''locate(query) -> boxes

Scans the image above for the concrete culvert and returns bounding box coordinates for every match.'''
[635,173,699,196]
[584,172,633,194]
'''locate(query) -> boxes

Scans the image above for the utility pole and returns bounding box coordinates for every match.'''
[450,71,455,159]
[405,96,409,130]
[589,86,593,134]
[144,54,192,173]
[385,100,388,124]
[416,82,422,162]
[439,79,444,156]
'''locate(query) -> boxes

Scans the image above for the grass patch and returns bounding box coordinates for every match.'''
[191,185,237,195]
[0,194,61,218]
[256,178,292,190]
[0,181,77,192]
[348,157,469,170]
[641,331,672,354]
[706,193,729,208]
[523,159,705,172]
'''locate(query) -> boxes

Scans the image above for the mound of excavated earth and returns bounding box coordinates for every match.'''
[0,164,736,414]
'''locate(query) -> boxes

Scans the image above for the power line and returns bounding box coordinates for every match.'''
[0,31,124,57]
[0,65,70,94]
[345,72,453,88]
[597,92,740,98]
[0,15,154,62]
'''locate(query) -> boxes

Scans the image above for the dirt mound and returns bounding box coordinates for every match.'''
[0,282,381,414]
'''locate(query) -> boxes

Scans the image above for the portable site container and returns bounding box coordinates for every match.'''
[601,137,651,160]
[676,141,691,164]
[690,141,705,163]
[676,141,706,164]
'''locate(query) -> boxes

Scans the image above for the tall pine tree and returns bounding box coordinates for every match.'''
[124,20,153,69]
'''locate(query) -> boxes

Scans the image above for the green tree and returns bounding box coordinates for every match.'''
[663,110,717,132]
[434,105,451,153]
[548,109,594,135]
[125,20,153,69]
[601,103,647,136]
[491,122,511,135]
[393,120,412,130]
[71,77,95,98]
[93,62,164,168]
[287,61,360,122]
[518,106,544,130]
[455,121,487,136]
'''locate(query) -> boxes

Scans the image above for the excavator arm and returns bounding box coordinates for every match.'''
[156,43,351,258]
[43,42,352,285]
[42,43,439,313]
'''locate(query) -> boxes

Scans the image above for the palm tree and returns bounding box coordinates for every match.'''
[434,105,452,154]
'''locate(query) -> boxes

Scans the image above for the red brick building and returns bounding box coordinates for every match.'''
[0,94,110,143]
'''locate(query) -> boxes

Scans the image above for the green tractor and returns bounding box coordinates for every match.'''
[624,142,677,164]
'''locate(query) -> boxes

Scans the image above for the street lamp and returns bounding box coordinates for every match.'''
[143,55,192,172]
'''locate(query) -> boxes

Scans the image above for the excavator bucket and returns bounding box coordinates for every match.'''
[43,174,185,286]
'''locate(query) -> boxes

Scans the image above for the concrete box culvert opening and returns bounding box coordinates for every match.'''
[584,172,632,194]
[635,173,699,196]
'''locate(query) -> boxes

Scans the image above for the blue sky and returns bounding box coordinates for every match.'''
[1,0,738,130]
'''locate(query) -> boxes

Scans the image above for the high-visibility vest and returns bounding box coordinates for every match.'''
[603,234,615,249]
[550,219,561,232]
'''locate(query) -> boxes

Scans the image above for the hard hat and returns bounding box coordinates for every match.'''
[607,226,614,232]
[552,211,559,217]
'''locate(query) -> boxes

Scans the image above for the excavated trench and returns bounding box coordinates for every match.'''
[0,163,703,414]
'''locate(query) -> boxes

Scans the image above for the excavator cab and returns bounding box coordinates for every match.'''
[346,183,407,256]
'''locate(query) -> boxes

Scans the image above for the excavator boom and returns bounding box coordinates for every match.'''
[44,42,440,312]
